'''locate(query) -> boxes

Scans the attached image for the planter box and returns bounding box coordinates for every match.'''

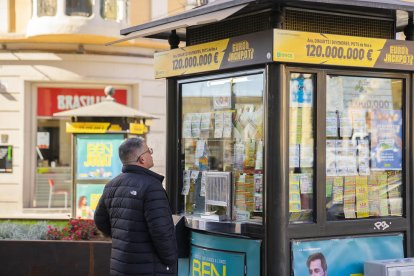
[0,240,111,275]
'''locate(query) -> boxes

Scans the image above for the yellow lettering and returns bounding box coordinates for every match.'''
[211,263,220,276]
[83,143,113,167]
[202,262,211,276]
[193,259,201,276]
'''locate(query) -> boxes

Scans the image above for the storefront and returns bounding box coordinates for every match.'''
[35,87,128,209]
[117,0,414,275]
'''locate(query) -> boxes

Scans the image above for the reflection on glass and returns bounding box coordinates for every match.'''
[326,76,403,220]
[101,0,118,20]
[181,74,264,223]
[66,0,93,17]
[38,0,57,17]
[289,73,315,223]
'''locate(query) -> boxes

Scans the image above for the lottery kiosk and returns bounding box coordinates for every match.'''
[117,0,414,275]
[53,87,157,220]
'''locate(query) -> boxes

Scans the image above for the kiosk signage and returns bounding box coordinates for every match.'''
[154,30,273,78]
[274,29,414,70]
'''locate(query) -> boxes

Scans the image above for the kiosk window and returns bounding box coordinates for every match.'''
[180,73,264,223]
[288,73,315,224]
[326,76,403,220]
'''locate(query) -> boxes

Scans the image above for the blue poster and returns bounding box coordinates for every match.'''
[292,234,404,276]
[76,134,124,180]
[290,74,313,107]
[190,246,245,276]
[370,110,402,170]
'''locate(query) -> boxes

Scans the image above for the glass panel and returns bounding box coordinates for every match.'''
[66,0,93,17]
[37,0,57,17]
[288,73,315,223]
[100,0,118,20]
[326,76,403,220]
[34,119,72,208]
[181,73,264,223]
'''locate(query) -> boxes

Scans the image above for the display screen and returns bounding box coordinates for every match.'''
[326,76,403,220]
[180,73,264,222]
[289,73,315,223]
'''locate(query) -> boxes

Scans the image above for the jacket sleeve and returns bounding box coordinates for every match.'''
[93,189,111,237]
[144,181,178,266]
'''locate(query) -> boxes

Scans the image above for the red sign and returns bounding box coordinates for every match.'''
[37,87,128,116]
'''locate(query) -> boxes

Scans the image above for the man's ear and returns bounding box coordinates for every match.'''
[138,156,145,164]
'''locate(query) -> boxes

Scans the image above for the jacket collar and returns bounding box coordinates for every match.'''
[122,164,164,182]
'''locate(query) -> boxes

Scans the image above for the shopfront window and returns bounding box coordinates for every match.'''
[288,73,315,223]
[180,73,264,223]
[37,0,57,17]
[66,0,93,17]
[35,119,72,208]
[326,76,403,220]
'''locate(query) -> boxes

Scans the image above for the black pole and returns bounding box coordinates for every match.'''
[166,78,179,212]
[265,63,289,276]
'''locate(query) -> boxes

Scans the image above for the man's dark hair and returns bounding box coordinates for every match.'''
[119,137,145,165]
[306,252,327,271]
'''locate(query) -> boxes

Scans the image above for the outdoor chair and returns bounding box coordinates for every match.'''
[48,179,68,208]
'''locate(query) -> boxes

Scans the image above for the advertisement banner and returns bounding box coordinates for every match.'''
[154,30,273,78]
[76,134,123,180]
[190,246,245,276]
[370,110,403,170]
[274,29,414,70]
[76,184,105,219]
[37,87,127,116]
[0,145,12,173]
[292,234,404,276]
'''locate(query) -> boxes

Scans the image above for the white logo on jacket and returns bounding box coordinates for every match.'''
[130,190,137,196]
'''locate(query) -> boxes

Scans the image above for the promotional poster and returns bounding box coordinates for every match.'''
[292,234,404,276]
[370,110,403,170]
[76,184,105,219]
[76,134,123,179]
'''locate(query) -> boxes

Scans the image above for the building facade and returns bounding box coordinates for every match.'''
[0,0,199,218]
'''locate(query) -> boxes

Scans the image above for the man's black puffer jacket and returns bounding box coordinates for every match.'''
[94,165,177,276]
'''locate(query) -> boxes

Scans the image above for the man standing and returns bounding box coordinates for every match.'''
[307,252,328,276]
[94,137,177,275]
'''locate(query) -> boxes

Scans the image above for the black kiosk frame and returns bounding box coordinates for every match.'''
[119,1,414,275]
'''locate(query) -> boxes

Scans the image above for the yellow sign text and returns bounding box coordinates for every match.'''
[192,259,226,276]
[83,143,113,167]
